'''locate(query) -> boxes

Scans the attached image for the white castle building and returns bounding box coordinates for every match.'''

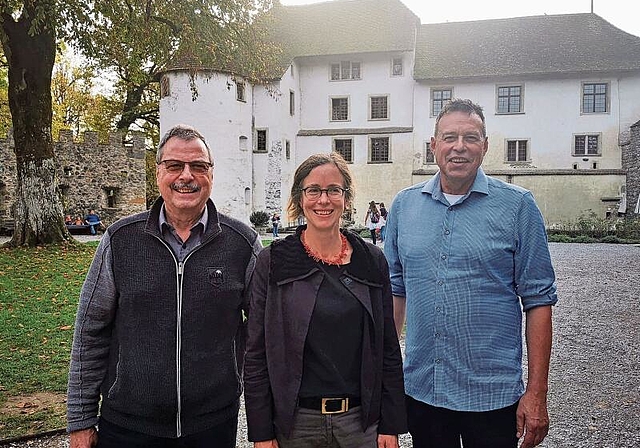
[159,0,640,226]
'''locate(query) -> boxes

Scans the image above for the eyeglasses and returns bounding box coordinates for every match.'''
[158,160,213,175]
[300,186,348,200]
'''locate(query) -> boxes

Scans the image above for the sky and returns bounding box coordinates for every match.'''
[279,0,639,37]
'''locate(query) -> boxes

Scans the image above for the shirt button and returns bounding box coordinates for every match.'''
[437,280,443,286]
[441,254,446,260]
[444,229,450,235]
[436,306,441,312]
[435,358,441,364]
[435,332,440,338]
[343,278,352,285]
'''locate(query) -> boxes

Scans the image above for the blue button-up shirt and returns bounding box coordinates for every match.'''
[384,169,558,411]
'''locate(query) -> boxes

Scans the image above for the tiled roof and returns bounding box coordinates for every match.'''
[267,0,419,73]
[414,13,640,81]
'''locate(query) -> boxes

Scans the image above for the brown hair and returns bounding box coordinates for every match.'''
[287,153,354,221]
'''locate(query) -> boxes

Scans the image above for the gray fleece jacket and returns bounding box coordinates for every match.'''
[67,198,261,438]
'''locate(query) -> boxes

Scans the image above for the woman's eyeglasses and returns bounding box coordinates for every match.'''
[300,186,348,200]
[158,160,213,175]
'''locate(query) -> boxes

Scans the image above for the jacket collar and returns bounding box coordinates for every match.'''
[270,225,383,285]
[144,197,222,241]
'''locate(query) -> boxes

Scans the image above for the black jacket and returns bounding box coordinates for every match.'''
[244,227,407,441]
[67,198,261,437]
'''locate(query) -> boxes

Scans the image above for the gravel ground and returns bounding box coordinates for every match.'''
[2,242,639,447]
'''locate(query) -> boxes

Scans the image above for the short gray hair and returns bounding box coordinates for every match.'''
[434,98,486,138]
[156,124,214,164]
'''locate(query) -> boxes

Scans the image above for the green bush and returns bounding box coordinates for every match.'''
[547,212,640,244]
[249,210,270,228]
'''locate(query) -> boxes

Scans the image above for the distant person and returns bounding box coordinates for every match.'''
[244,153,407,448]
[364,201,381,245]
[67,124,262,448]
[84,210,103,235]
[64,215,73,226]
[379,202,388,242]
[73,216,84,226]
[271,213,280,238]
[385,98,558,448]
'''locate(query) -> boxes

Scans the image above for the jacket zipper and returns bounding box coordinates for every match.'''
[151,231,213,438]
[176,260,184,437]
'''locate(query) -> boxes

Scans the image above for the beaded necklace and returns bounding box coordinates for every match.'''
[301,230,348,266]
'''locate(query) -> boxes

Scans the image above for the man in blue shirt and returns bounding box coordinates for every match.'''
[84,209,102,235]
[385,99,557,448]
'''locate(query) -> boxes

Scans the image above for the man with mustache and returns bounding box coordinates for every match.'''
[67,124,262,448]
[385,99,557,448]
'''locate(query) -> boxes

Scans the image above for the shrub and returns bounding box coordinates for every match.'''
[249,210,270,228]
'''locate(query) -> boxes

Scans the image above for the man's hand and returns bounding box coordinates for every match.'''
[377,434,399,448]
[516,390,549,448]
[255,440,279,448]
[69,427,98,448]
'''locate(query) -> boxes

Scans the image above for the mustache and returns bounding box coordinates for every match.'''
[170,182,201,192]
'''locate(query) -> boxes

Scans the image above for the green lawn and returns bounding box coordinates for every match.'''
[0,242,97,438]
[0,237,271,439]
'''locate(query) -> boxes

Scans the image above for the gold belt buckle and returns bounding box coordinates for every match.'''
[321,397,349,414]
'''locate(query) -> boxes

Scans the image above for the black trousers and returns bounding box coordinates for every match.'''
[96,416,238,448]
[406,395,519,448]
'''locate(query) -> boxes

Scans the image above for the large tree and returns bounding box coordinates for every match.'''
[0,1,90,246]
[0,1,280,247]
[83,0,280,133]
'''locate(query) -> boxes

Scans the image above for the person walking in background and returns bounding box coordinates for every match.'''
[379,202,388,242]
[271,212,280,238]
[67,124,262,448]
[385,99,557,448]
[244,153,407,448]
[364,200,380,245]
[84,209,103,235]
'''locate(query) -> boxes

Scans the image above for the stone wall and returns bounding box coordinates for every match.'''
[0,130,147,227]
[622,121,640,215]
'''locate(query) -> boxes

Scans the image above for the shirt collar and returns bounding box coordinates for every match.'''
[422,168,489,202]
[158,204,209,233]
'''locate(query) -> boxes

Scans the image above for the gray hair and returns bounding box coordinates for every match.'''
[434,98,486,138]
[156,124,214,164]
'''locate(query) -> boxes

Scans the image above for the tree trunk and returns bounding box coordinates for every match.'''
[115,83,147,132]
[1,10,71,246]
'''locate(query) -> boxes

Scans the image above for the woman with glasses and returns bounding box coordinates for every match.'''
[244,153,407,448]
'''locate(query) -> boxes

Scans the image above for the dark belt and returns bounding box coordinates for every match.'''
[298,397,361,414]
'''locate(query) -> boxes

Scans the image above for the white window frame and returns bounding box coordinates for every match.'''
[236,81,246,102]
[333,137,354,163]
[330,96,350,122]
[369,135,391,163]
[255,128,268,153]
[369,95,389,121]
[423,141,435,164]
[391,57,403,76]
[581,81,609,114]
[505,139,530,163]
[330,61,361,81]
[573,133,601,156]
[496,84,524,114]
[431,88,453,117]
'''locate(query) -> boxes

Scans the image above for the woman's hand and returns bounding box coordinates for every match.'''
[255,440,279,448]
[377,434,399,448]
